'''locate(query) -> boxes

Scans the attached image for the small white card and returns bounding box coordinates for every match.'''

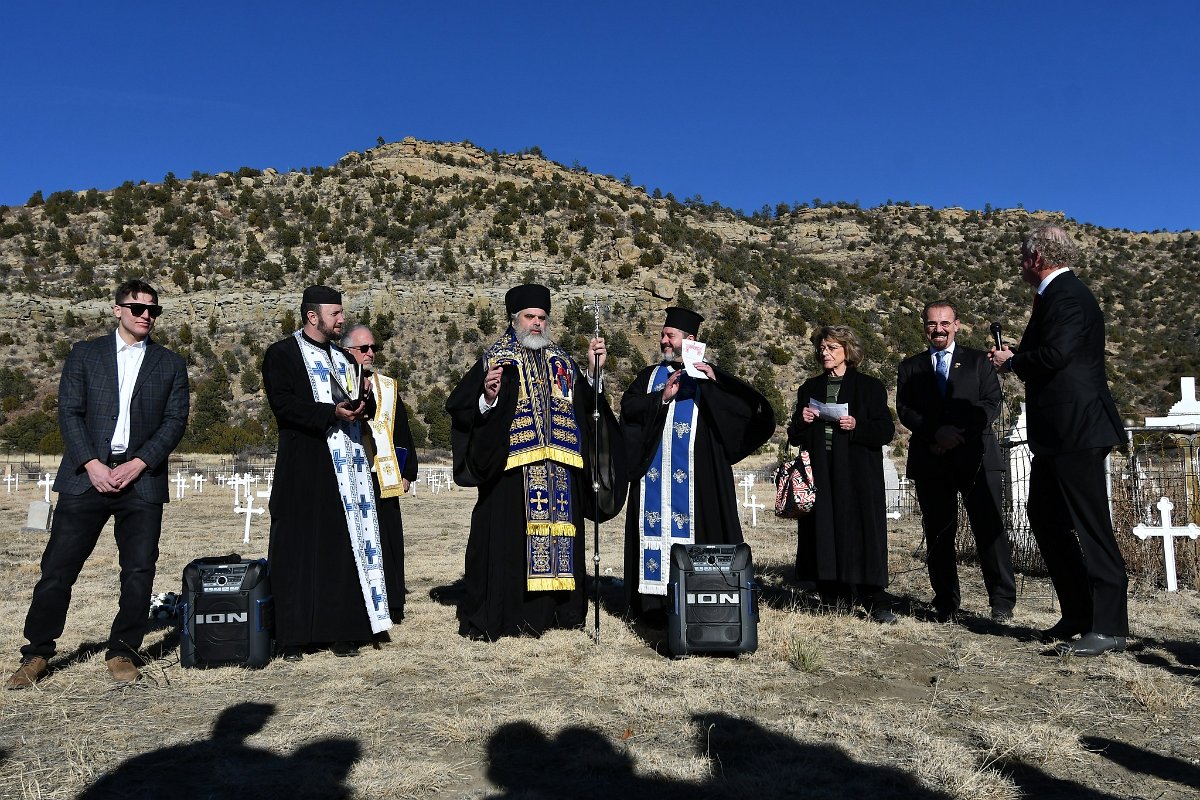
[681,340,708,378]
[808,398,848,421]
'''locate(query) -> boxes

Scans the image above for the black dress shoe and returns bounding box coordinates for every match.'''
[990,607,1014,623]
[1040,619,1088,643]
[280,646,304,663]
[933,608,958,624]
[329,641,360,658]
[1055,632,1127,657]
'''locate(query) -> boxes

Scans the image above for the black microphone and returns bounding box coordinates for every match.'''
[990,322,1003,350]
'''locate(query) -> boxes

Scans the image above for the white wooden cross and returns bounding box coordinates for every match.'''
[37,472,54,503]
[216,474,228,487]
[192,473,206,493]
[175,471,187,500]
[4,473,17,494]
[738,474,755,505]
[745,494,765,528]
[1133,496,1200,592]
[230,473,252,509]
[234,491,266,544]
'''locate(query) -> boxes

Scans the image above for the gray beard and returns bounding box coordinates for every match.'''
[660,347,676,363]
[515,328,551,351]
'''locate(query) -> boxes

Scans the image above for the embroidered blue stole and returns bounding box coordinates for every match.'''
[638,364,699,596]
[294,331,392,634]
[483,329,582,591]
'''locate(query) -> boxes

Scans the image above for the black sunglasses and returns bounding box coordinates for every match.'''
[117,302,163,319]
[347,344,380,354]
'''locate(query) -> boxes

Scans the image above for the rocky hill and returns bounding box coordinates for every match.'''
[0,137,1196,456]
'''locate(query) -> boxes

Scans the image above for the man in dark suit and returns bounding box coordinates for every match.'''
[7,280,189,689]
[991,225,1128,656]
[897,300,1015,623]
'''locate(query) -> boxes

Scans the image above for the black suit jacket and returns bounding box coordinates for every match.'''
[896,344,1002,481]
[54,332,190,503]
[1011,270,1125,457]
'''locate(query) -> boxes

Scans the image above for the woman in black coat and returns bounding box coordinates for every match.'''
[787,325,896,622]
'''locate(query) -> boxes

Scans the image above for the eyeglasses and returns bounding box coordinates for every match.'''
[117,302,163,319]
[817,344,843,353]
[347,344,380,354]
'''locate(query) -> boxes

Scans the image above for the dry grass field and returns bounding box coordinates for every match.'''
[1,458,1198,799]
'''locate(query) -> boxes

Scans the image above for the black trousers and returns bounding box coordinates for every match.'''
[1027,448,1129,636]
[21,488,164,662]
[915,466,1016,614]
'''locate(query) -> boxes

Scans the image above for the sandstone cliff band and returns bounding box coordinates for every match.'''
[6,223,1129,687]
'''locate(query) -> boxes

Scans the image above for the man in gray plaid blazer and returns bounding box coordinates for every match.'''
[7,279,189,689]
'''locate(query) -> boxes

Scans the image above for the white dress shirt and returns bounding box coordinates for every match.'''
[110,329,147,454]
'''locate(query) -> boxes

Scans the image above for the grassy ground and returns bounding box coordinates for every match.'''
[1,459,1198,799]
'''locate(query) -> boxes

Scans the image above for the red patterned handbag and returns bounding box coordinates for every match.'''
[772,450,816,519]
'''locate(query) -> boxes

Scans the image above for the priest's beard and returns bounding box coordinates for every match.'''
[515,327,551,351]
[660,346,677,363]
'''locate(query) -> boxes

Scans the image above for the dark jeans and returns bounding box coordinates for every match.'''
[21,488,164,662]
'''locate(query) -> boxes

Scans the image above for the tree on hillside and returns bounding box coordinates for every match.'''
[418,387,451,450]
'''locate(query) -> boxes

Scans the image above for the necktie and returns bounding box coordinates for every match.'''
[935,350,949,396]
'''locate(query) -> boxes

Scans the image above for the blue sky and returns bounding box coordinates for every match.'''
[3,2,1196,232]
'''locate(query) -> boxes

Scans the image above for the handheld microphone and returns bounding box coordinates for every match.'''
[990,322,1003,350]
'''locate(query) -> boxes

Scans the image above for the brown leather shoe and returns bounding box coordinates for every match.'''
[106,656,141,684]
[6,656,50,690]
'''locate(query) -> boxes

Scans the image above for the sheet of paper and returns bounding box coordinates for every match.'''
[681,339,708,378]
[808,398,849,421]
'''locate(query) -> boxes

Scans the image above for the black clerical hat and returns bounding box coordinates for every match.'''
[505,283,552,316]
[664,306,703,336]
[302,285,342,305]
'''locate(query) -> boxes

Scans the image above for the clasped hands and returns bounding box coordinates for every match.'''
[85,457,146,494]
[930,425,965,456]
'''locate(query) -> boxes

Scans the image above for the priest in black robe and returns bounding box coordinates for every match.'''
[263,286,393,661]
[621,307,776,619]
[446,284,625,640]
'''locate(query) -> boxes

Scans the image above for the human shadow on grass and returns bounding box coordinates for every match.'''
[1081,735,1200,791]
[581,572,629,620]
[1133,636,1200,679]
[484,714,956,799]
[429,577,467,606]
[141,626,181,661]
[43,640,107,676]
[485,715,1163,800]
[76,702,359,799]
